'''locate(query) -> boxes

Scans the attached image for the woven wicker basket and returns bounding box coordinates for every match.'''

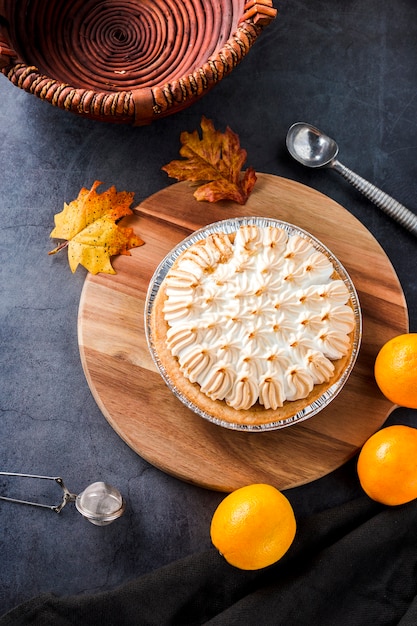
[0,0,276,125]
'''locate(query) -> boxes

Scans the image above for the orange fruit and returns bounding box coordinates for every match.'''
[374,333,417,409]
[210,483,296,570]
[357,425,417,505]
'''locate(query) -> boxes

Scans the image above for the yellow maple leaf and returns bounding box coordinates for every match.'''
[49,181,144,274]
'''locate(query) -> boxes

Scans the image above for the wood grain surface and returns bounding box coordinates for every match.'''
[78,174,409,492]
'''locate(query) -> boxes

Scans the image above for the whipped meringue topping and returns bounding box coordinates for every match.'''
[162,224,355,411]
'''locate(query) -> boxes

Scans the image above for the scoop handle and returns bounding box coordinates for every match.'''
[332,160,417,236]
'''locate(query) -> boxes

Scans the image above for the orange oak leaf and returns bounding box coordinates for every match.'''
[49,181,144,275]
[162,116,257,205]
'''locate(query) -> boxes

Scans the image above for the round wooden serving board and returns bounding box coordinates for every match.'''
[78,174,408,492]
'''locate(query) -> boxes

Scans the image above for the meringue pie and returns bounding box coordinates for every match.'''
[150,223,356,427]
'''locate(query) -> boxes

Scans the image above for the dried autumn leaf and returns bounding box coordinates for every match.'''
[49,181,144,274]
[162,116,257,205]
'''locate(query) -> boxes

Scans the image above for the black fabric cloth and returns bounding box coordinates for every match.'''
[3,495,417,625]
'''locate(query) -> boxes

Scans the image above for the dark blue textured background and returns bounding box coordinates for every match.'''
[1,0,416,615]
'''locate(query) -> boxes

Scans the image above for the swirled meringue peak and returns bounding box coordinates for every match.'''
[161,223,356,412]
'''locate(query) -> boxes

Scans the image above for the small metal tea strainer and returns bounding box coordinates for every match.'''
[0,472,125,526]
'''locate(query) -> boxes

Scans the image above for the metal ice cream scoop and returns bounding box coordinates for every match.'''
[286,122,417,236]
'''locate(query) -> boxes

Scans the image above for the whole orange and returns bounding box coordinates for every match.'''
[210,483,296,570]
[357,425,417,505]
[374,333,417,409]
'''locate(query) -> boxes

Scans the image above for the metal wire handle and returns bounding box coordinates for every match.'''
[0,472,76,513]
